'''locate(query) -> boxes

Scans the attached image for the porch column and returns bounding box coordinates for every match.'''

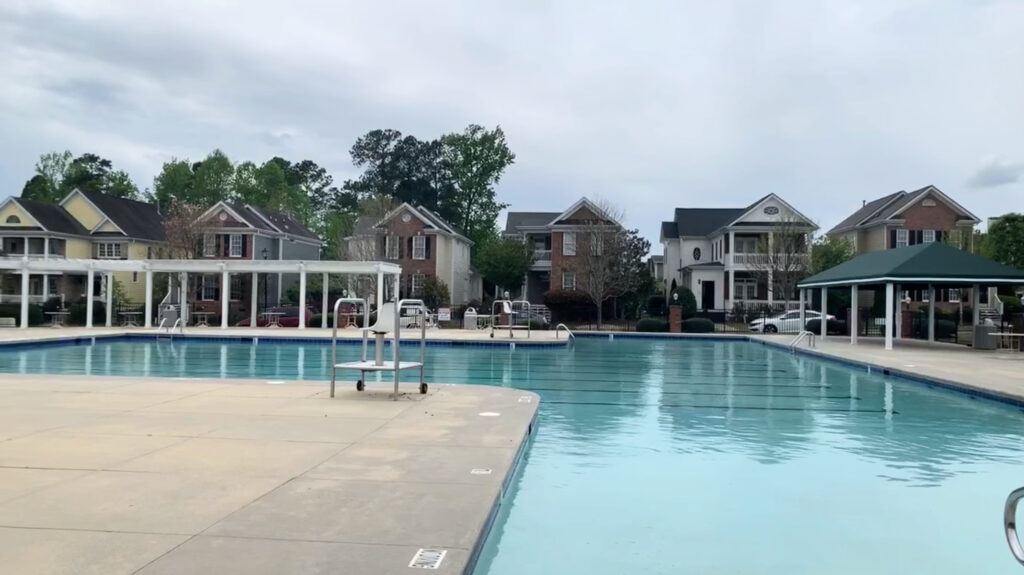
[42,275,48,303]
[86,268,94,328]
[894,283,902,340]
[728,270,735,310]
[850,285,858,345]
[767,232,774,305]
[819,287,827,338]
[19,266,29,329]
[276,241,284,305]
[23,240,28,256]
[181,272,189,326]
[144,269,153,328]
[105,273,113,327]
[297,268,307,329]
[927,284,935,342]
[43,237,49,259]
[884,282,894,350]
[972,283,981,326]
[798,288,806,329]
[250,272,258,328]
[376,269,384,308]
[321,272,329,328]
[728,230,735,266]
[220,269,230,329]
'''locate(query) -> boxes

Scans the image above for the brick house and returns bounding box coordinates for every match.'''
[827,185,983,309]
[504,198,623,303]
[345,203,479,305]
[191,202,321,319]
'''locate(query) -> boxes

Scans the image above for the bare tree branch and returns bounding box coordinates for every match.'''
[747,215,813,306]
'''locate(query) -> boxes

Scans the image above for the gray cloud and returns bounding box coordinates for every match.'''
[967,158,1024,188]
[2,1,1024,244]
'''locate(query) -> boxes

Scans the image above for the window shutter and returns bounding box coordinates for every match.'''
[399,237,404,259]
[241,235,248,258]
[889,229,897,249]
[425,237,431,258]
[935,230,943,243]
[223,235,230,257]
[407,237,413,258]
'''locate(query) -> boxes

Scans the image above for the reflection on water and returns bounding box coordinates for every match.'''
[1,338,1022,574]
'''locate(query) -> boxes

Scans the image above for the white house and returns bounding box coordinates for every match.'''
[659,194,818,311]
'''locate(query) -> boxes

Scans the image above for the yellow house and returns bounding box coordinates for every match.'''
[0,196,93,304]
[59,190,166,304]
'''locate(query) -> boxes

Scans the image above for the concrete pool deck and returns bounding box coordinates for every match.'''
[752,334,1024,404]
[0,375,537,574]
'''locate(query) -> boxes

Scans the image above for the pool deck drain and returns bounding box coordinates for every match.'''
[0,375,537,574]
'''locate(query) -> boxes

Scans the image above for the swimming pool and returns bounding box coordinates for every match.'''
[1,337,1021,573]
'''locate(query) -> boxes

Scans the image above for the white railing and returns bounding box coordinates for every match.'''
[731,253,809,266]
[533,250,551,261]
[0,294,50,304]
[0,253,66,260]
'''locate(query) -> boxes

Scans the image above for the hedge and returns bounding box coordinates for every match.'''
[681,317,714,333]
[671,287,697,319]
[67,302,105,326]
[0,304,44,327]
[636,318,669,332]
[804,318,846,335]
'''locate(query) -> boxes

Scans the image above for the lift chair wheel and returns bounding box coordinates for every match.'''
[419,382,429,394]
[490,333,494,338]
[356,380,365,392]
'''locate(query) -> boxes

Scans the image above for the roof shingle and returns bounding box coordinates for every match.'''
[81,191,165,241]
[17,199,89,236]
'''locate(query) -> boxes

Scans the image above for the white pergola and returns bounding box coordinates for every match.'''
[0,258,402,330]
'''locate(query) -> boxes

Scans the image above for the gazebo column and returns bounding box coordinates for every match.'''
[798,288,806,329]
[19,265,29,329]
[927,284,935,342]
[884,282,894,350]
[972,283,981,326]
[376,270,384,308]
[894,283,902,340]
[86,268,94,328]
[850,285,858,345]
[220,269,230,329]
[181,272,189,326]
[250,272,258,328]
[298,268,307,329]
[144,269,153,328]
[321,272,329,328]
[819,287,827,338]
[105,273,113,327]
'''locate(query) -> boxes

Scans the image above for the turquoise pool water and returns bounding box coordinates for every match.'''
[1,337,1022,573]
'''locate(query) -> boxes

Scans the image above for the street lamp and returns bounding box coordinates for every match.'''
[261,247,269,316]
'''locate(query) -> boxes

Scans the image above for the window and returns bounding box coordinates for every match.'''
[562,271,576,290]
[96,243,122,259]
[131,271,138,283]
[201,274,219,301]
[230,276,243,301]
[411,274,425,296]
[412,236,426,260]
[5,215,19,224]
[923,229,935,243]
[693,247,701,261]
[850,234,858,252]
[896,229,908,248]
[563,232,576,256]
[203,234,216,257]
[735,278,757,301]
[385,236,400,259]
[48,280,58,296]
[229,234,243,257]
[948,288,961,303]
[735,237,758,254]
[590,232,603,256]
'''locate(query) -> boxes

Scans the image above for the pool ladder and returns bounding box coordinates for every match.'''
[156,317,183,340]
[555,323,575,345]
[1007,486,1024,567]
[788,330,815,351]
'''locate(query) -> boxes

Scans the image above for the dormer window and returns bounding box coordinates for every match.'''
[5,215,19,224]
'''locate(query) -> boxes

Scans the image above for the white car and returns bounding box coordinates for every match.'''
[748,310,835,334]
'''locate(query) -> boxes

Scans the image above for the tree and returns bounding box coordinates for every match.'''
[158,200,205,259]
[34,150,73,197]
[63,153,114,195]
[343,130,451,210]
[21,175,55,202]
[748,218,815,305]
[191,149,235,205]
[809,235,854,274]
[561,201,648,329]
[105,170,140,199]
[988,213,1024,269]
[151,159,196,211]
[475,237,535,296]
[441,125,514,251]
[419,277,450,310]
[22,150,140,201]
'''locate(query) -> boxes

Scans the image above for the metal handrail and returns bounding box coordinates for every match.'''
[555,323,575,344]
[330,297,369,398]
[789,330,815,351]
[490,298,532,339]
[395,298,428,399]
[1007,486,1024,566]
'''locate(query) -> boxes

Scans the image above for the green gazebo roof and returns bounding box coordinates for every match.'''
[798,242,1024,288]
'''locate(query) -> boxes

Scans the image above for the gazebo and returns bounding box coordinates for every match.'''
[797,243,1024,350]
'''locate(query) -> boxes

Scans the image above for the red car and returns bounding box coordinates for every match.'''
[235,306,313,327]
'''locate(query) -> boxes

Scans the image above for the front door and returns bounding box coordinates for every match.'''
[701,280,715,310]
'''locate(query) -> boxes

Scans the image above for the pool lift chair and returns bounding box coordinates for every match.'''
[490,293,532,339]
[330,298,428,400]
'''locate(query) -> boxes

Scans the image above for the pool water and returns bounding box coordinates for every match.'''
[2,337,1022,573]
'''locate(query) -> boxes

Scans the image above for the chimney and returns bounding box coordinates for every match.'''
[862,200,866,207]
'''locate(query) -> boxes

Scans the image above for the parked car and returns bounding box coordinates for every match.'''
[748,310,835,334]
[235,306,313,327]
[512,311,550,329]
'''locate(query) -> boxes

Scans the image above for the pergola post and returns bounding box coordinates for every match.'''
[884,282,894,350]
[819,286,827,338]
[41,275,48,305]
[798,288,806,329]
[376,269,384,308]
[321,272,329,329]
[220,269,230,329]
[250,272,258,328]
[850,285,858,345]
[298,267,307,329]
[972,283,981,326]
[105,273,113,327]
[86,268,94,328]
[927,284,935,342]
[19,265,29,329]
[181,272,189,326]
[894,283,902,340]
[144,269,153,328]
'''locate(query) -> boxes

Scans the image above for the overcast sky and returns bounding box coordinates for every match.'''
[2,0,1023,247]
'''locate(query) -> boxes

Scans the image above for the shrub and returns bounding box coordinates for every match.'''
[527,319,547,331]
[543,289,592,322]
[67,301,105,326]
[646,295,667,317]
[804,318,846,335]
[636,318,669,332]
[42,297,64,313]
[420,277,450,310]
[999,294,1023,314]
[681,317,715,333]
[0,304,44,327]
[671,287,697,319]
[935,319,957,339]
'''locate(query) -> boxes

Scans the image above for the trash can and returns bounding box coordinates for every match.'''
[463,307,478,330]
[973,324,997,350]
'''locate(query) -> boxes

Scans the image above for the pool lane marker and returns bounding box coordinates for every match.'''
[470,468,493,475]
[266,380,287,385]
[409,548,447,569]
[479,411,501,417]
